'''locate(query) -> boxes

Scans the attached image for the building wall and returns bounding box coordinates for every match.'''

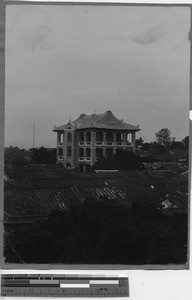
[56,129,137,168]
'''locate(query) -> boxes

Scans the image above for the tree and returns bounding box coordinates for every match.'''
[155,128,172,147]
[182,136,189,148]
[31,147,56,164]
[136,137,144,147]
[93,150,145,171]
[149,142,166,154]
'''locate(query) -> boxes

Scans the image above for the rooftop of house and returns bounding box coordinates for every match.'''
[4,165,188,219]
[4,147,33,164]
[53,110,140,132]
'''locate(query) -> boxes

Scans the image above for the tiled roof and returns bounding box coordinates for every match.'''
[144,162,188,174]
[4,183,188,218]
[53,110,140,131]
[4,166,188,219]
[4,147,33,164]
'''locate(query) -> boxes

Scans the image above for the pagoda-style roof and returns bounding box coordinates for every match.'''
[53,110,140,132]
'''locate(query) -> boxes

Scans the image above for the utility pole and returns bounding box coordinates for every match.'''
[33,122,35,149]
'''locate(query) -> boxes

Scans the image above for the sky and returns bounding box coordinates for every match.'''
[5,4,190,149]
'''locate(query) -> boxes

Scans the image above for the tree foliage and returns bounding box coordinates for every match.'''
[136,137,144,147]
[182,136,189,148]
[93,150,145,171]
[31,147,56,164]
[4,196,188,265]
[155,128,172,147]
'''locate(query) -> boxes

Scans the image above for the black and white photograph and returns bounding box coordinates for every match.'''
[3,2,190,266]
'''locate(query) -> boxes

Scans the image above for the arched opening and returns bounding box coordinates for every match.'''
[86,132,91,142]
[58,148,63,157]
[79,148,84,157]
[106,132,113,142]
[96,148,103,158]
[116,132,123,142]
[58,133,63,144]
[85,148,91,158]
[106,148,113,157]
[67,146,72,157]
[79,132,84,142]
[67,132,72,142]
[127,133,132,144]
[96,131,103,142]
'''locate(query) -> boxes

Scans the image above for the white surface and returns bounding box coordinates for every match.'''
[60,283,90,288]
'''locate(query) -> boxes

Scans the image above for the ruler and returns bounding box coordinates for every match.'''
[1,274,129,297]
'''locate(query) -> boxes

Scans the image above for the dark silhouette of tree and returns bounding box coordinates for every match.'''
[182,136,189,148]
[149,142,167,154]
[4,195,188,265]
[136,137,144,147]
[31,147,56,164]
[155,128,172,147]
[142,142,151,151]
[93,150,144,171]
[170,141,184,150]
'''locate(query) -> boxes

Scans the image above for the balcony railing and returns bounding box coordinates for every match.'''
[79,157,91,162]
[116,142,123,146]
[78,141,133,147]
[95,141,104,146]
[125,142,132,146]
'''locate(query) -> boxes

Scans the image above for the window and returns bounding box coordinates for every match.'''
[67,132,72,142]
[79,148,84,157]
[127,133,132,143]
[96,148,103,158]
[96,131,103,142]
[106,148,113,157]
[116,132,122,142]
[67,146,72,157]
[58,148,63,157]
[79,132,84,142]
[106,132,113,142]
[86,132,91,142]
[85,148,91,157]
[58,133,63,144]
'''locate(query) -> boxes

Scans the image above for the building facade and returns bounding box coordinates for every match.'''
[53,110,140,169]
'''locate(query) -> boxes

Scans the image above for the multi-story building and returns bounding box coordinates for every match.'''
[53,110,140,169]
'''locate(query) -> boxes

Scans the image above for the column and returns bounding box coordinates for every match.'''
[103,132,106,144]
[84,131,86,143]
[113,132,116,155]
[123,133,127,143]
[123,133,126,150]
[103,132,106,157]
[132,132,136,148]
[91,131,96,165]
[57,132,60,144]
[71,130,75,168]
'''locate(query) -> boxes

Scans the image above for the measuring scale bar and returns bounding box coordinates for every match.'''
[1,274,129,297]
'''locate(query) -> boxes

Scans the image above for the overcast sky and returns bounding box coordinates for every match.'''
[5,4,190,149]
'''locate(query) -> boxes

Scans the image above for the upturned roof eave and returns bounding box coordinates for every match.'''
[53,126,140,131]
[75,126,140,131]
